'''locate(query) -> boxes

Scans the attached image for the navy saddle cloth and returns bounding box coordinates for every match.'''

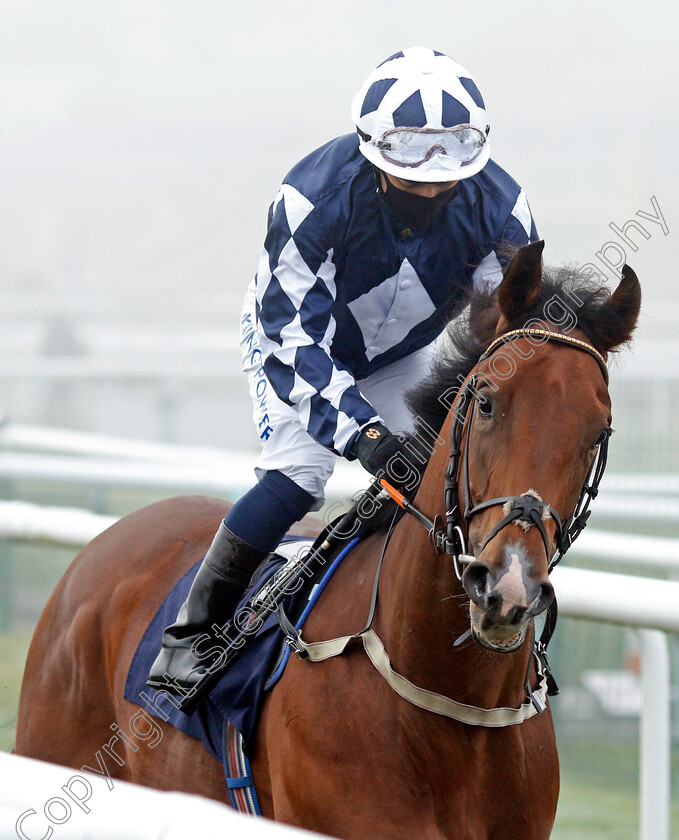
[124,535,358,761]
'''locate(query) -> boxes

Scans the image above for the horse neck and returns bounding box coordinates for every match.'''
[374,409,534,710]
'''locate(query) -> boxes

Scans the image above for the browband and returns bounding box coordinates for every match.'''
[479,328,609,385]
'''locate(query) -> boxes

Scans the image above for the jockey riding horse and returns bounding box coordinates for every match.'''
[147,46,540,702]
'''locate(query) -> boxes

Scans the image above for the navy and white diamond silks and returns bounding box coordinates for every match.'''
[254,133,537,456]
[347,258,436,362]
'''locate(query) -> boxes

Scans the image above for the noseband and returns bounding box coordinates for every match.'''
[384,328,611,573]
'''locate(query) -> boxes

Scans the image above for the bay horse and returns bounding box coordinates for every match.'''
[15,242,640,840]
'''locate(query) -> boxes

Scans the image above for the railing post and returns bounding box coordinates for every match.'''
[638,629,670,840]
[0,538,14,631]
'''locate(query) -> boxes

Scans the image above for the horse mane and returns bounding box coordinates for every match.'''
[406,263,632,439]
[360,262,634,532]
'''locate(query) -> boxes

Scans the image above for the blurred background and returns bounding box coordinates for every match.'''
[1,2,677,838]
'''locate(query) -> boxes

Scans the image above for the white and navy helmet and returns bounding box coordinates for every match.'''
[351,46,490,182]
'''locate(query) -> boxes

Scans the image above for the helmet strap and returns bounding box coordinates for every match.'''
[372,165,384,194]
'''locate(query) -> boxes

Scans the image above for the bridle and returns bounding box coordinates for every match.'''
[445,329,609,572]
[377,327,612,696]
[277,328,613,721]
[381,328,611,689]
[385,328,610,568]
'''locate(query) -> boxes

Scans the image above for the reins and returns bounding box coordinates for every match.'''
[280,328,611,726]
[281,507,553,725]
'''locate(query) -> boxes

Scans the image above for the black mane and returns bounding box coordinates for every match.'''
[406,264,622,440]
[355,261,637,532]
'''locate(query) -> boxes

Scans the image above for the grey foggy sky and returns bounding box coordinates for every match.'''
[1,0,676,337]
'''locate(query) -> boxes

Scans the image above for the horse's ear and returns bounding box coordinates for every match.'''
[497,241,544,321]
[469,294,502,345]
[594,264,641,353]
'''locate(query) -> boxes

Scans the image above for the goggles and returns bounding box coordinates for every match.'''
[369,125,487,170]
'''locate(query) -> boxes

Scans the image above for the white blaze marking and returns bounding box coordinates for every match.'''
[496,552,528,617]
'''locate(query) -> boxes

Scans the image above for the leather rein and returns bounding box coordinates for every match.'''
[280,328,611,725]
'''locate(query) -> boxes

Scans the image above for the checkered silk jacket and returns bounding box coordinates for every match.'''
[253,133,537,457]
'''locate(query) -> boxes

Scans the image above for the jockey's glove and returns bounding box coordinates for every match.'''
[350,423,419,493]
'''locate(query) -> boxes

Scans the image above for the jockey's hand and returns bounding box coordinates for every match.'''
[350,424,419,493]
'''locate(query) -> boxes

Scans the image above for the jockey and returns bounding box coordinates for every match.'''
[148,46,538,697]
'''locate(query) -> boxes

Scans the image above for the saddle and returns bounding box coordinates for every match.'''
[124,482,392,745]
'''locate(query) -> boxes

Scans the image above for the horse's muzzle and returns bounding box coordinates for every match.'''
[461,545,555,652]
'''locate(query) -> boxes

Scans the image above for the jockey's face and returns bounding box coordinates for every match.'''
[381,172,459,198]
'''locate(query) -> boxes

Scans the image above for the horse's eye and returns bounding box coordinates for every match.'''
[477,395,494,417]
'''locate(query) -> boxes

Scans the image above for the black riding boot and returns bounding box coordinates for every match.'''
[146,522,267,698]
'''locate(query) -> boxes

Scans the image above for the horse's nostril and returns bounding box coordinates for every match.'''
[462,562,491,607]
[486,590,502,612]
[505,604,527,625]
[527,581,555,617]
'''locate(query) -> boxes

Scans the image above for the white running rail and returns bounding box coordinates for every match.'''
[0,752,325,840]
[2,497,678,573]
[2,450,679,527]
[1,423,678,519]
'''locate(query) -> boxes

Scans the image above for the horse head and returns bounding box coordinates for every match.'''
[438,242,641,652]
